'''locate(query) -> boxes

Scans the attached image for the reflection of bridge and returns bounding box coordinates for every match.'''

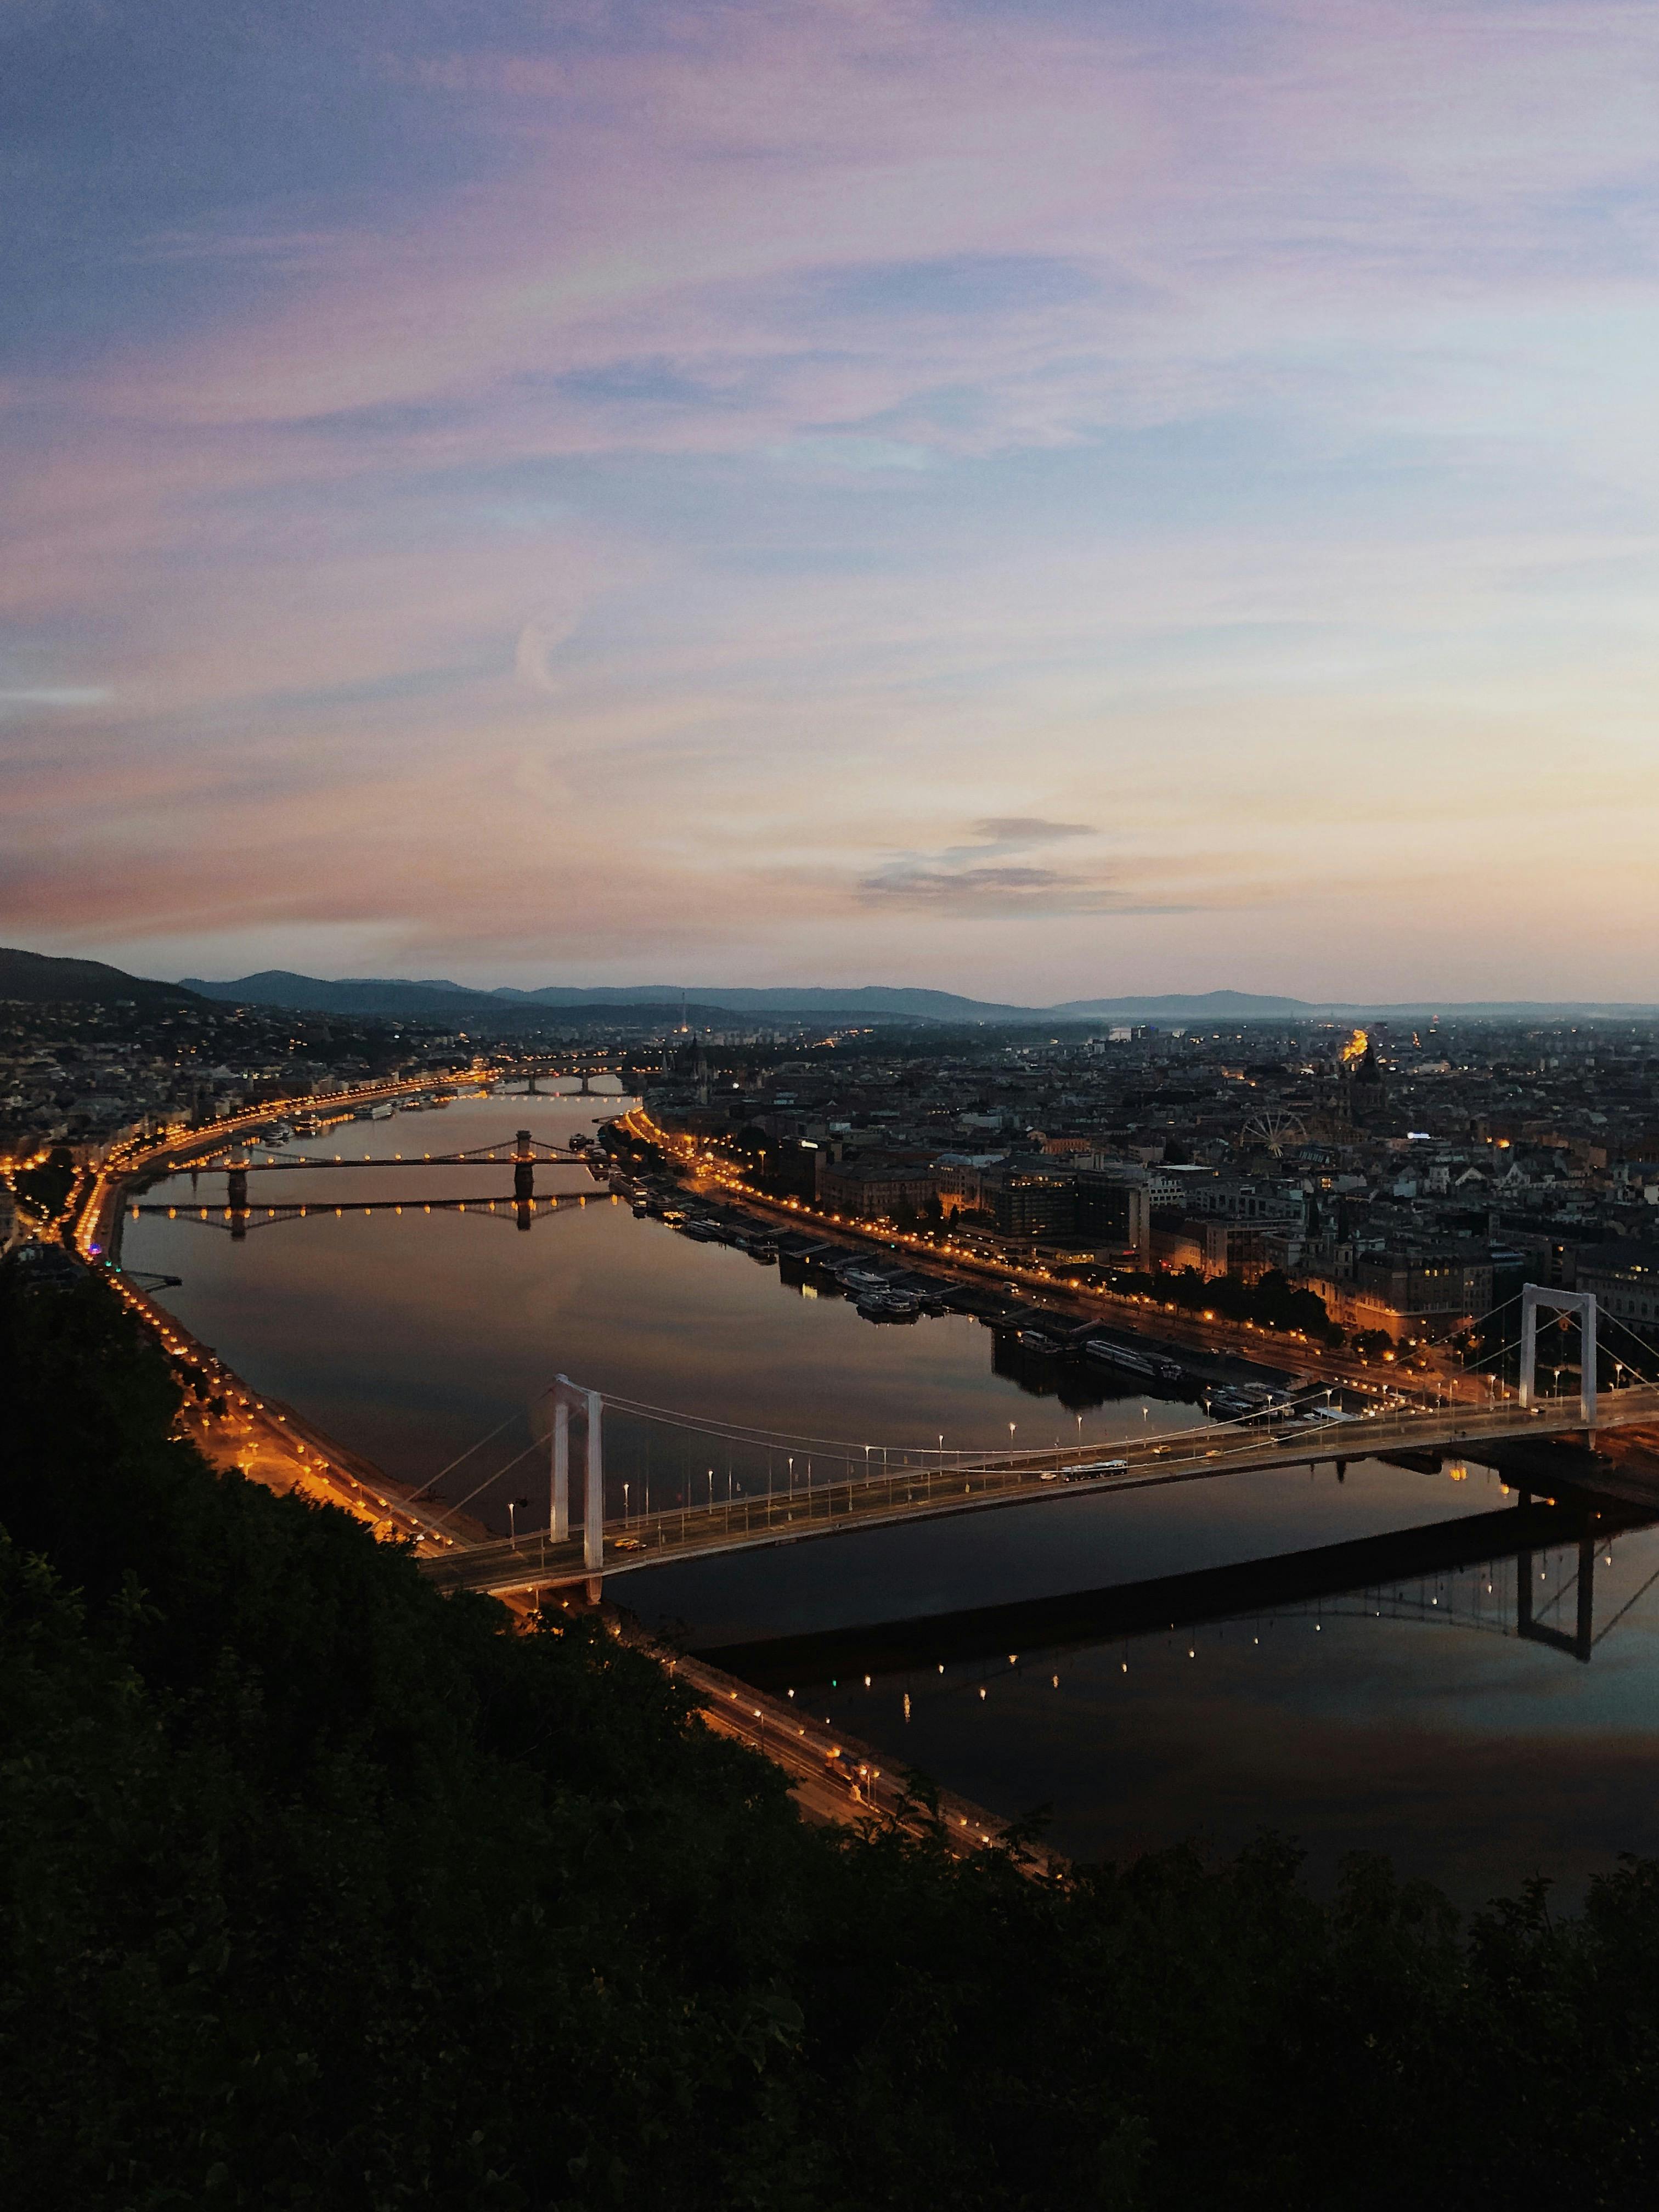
[699,1487,1658,1688]
[131,1191,601,1236]
[416,1290,1659,1598]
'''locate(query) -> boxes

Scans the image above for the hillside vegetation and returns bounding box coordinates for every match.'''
[3,1268,1657,2208]
[0,945,198,1006]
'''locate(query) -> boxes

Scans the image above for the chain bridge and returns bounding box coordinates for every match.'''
[151,1129,606,1225]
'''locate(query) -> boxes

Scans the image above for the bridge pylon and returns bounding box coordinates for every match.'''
[513,1129,535,1201]
[1519,1283,1598,1427]
[549,1380,570,1541]
[546,1376,603,1573]
[585,1387,604,1572]
[225,1151,251,1239]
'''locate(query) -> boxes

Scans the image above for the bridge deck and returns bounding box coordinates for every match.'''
[170,1150,596,1171]
[416,1384,1659,1598]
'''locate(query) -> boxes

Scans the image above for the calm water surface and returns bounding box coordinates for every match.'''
[125,1093,1659,1900]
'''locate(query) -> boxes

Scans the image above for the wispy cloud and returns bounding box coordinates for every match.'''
[0,687,114,709]
[859,816,1177,916]
[859,862,1118,915]
[960,818,1093,853]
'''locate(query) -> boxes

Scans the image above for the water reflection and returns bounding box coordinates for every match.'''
[779,1508,1659,1901]
[704,1488,1652,1686]
[135,1191,590,1237]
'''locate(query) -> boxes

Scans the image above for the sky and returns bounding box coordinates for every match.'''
[3,0,1656,1003]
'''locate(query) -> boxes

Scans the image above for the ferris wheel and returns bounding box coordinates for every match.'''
[1240,1106,1306,1158]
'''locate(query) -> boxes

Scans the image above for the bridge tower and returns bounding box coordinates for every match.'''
[585,1388,604,1574]
[1519,1284,1598,1427]
[226,1150,251,1240]
[549,1381,570,1541]
[513,1128,535,1202]
[547,1378,605,1575]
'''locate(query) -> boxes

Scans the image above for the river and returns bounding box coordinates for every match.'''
[122,1091,1659,1902]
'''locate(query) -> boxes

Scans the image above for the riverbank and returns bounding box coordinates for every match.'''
[611,1104,1460,1406]
[65,1074,490,1555]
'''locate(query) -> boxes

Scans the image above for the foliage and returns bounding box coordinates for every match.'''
[1108,1263,1342,1343]
[13,1141,77,1220]
[3,1273,1659,2207]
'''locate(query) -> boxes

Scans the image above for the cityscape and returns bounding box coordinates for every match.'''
[14,960,1659,1358]
[7,1,1659,2204]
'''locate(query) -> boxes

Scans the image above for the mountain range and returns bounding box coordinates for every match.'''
[176,968,1659,1025]
[5,947,1656,1024]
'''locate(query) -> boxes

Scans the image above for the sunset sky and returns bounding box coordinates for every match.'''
[4,1,1656,1001]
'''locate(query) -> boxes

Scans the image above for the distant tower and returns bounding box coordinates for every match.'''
[1350,1037,1387,1127]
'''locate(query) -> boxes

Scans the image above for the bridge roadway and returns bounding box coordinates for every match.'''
[416,1381,1659,1600]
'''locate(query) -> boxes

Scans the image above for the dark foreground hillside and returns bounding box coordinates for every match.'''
[3,1269,1658,2209]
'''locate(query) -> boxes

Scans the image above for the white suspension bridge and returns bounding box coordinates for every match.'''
[416,1284,1659,1601]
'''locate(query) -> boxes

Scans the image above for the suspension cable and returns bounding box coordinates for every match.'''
[409,1406,528,1500]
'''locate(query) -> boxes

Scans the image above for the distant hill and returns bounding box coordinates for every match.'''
[1055,990,1316,1017]
[182,972,827,1029]
[0,946,201,1008]
[183,972,498,1017]
[183,973,1018,1024]
[180,968,1659,1026]
[496,983,1038,1020]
